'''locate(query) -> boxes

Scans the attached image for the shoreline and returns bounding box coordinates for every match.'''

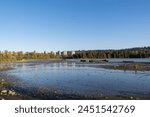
[0,66,14,71]
[1,83,150,100]
[1,84,150,100]
[97,62,150,71]
[0,58,64,63]
[1,75,150,100]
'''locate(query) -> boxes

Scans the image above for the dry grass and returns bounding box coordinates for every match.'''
[0,66,13,71]
[98,62,150,71]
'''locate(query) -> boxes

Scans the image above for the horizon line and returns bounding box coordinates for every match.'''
[0,46,149,53]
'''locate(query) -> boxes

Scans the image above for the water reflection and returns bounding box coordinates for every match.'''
[1,60,150,98]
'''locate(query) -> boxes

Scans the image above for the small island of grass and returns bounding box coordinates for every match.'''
[0,66,13,71]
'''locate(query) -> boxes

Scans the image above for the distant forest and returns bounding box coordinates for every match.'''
[0,47,150,62]
[73,47,150,59]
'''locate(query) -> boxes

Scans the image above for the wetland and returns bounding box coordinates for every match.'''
[0,59,150,100]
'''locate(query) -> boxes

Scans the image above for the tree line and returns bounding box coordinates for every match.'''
[0,51,56,62]
[73,47,150,59]
[0,47,150,62]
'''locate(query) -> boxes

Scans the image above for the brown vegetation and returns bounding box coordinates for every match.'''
[98,62,150,71]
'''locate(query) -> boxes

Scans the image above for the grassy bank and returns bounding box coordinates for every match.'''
[0,66,13,71]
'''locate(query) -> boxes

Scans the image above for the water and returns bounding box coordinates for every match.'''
[1,59,150,98]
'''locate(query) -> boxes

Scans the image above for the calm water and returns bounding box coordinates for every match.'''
[1,59,150,98]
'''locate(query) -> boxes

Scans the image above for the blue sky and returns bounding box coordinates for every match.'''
[0,0,150,52]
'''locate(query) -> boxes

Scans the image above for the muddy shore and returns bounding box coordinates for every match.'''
[1,79,150,100]
[97,62,150,71]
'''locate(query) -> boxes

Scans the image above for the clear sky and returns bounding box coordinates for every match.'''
[0,0,150,52]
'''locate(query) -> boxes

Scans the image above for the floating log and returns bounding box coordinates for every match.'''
[89,59,108,63]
